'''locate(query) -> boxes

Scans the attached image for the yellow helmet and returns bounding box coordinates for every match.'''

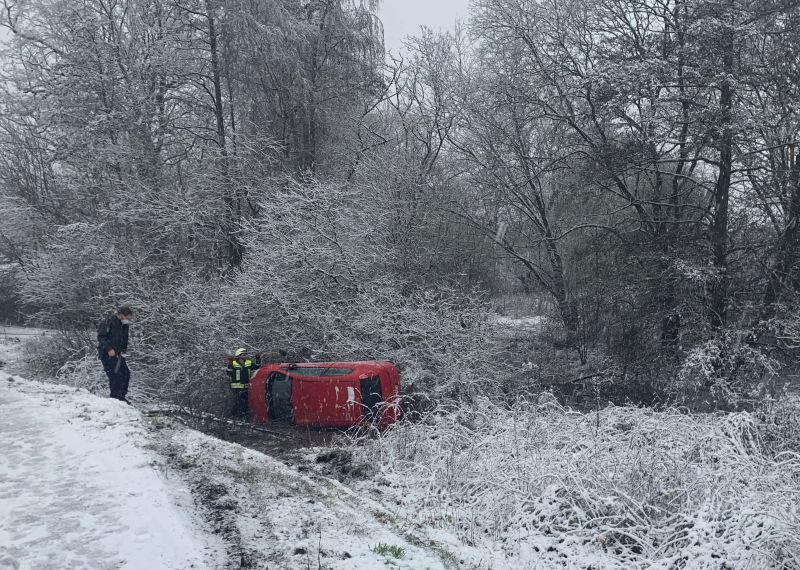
[234,348,246,357]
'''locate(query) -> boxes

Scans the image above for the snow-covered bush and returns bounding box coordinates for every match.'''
[17,223,125,325]
[676,332,783,410]
[101,275,234,409]
[16,178,497,410]
[230,178,500,399]
[349,401,800,567]
[756,397,800,458]
[52,354,109,396]
[17,332,108,396]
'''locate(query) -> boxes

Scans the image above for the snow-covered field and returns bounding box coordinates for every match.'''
[346,400,800,569]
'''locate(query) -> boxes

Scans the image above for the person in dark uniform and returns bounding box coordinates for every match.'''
[227,348,260,417]
[97,306,134,402]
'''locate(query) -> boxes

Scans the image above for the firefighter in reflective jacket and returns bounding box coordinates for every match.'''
[227,348,260,417]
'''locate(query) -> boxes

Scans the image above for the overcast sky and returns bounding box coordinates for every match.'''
[378,0,471,54]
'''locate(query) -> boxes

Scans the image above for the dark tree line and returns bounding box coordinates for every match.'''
[385,0,800,404]
[0,0,798,407]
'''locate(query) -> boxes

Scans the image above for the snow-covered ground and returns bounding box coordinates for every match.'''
[0,326,56,341]
[344,399,800,569]
[5,328,799,569]
[490,315,548,330]
[0,333,464,569]
[0,375,223,570]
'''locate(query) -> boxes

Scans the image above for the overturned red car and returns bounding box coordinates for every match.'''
[248,361,401,428]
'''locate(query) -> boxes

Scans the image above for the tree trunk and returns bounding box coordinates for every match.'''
[762,145,800,317]
[205,0,242,266]
[543,233,581,360]
[709,7,735,328]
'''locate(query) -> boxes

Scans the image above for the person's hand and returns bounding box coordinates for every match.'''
[107,349,116,357]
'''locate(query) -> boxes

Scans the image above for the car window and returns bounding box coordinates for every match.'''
[289,367,353,377]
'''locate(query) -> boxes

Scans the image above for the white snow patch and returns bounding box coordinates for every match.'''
[0,326,57,339]
[490,315,549,330]
[0,374,223,570]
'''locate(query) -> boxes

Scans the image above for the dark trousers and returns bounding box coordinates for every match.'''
[231,388,249,417]
[101,355,130,401]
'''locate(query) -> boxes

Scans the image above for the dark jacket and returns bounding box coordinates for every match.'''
[97,314,129,359]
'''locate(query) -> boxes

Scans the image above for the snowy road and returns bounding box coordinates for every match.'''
[0,374,221,570]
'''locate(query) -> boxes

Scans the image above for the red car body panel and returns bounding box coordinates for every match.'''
[248,361,401,428]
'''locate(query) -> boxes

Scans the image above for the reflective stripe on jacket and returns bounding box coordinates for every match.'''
[229,358,254,389]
